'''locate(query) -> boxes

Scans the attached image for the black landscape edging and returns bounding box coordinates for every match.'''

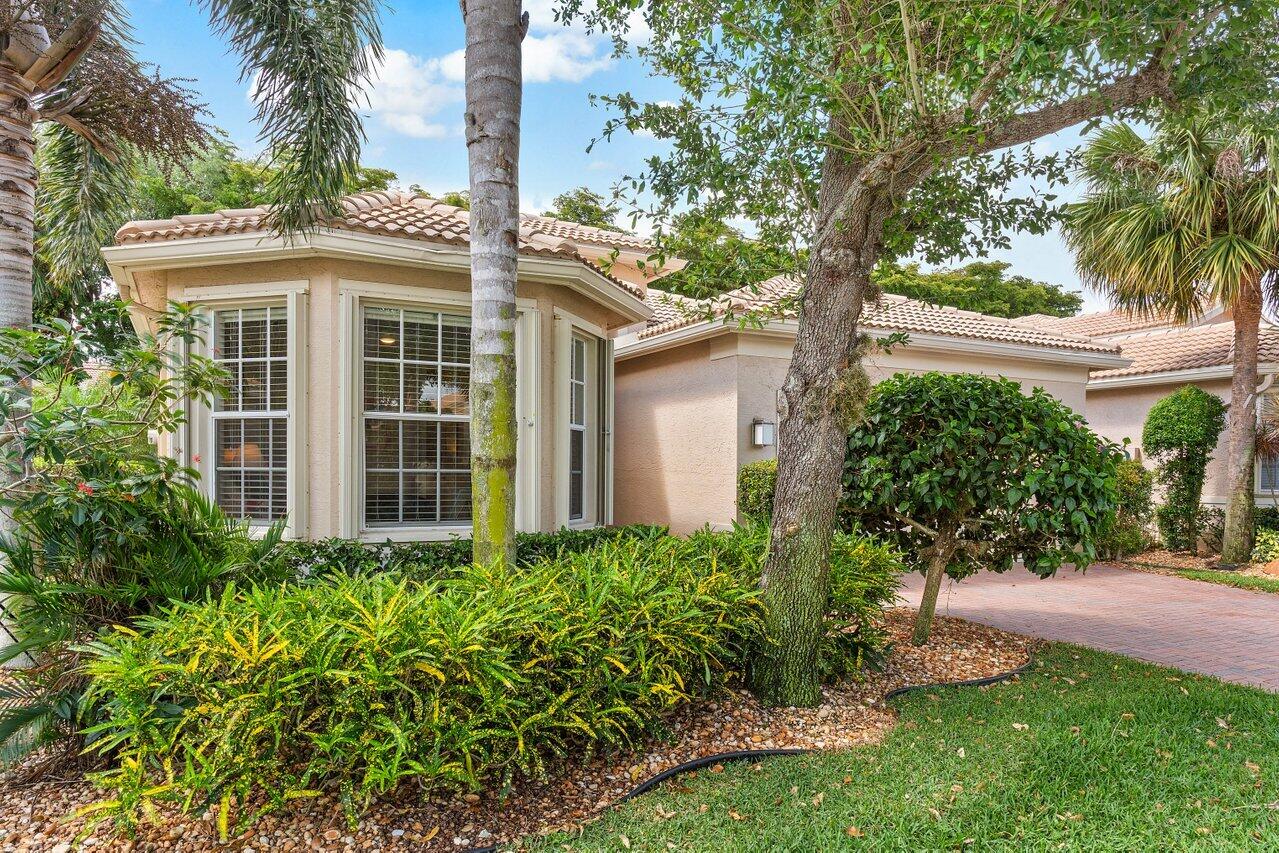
[467,654,1033,853]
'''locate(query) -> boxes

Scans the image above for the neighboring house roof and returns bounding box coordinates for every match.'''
[637,275,1122,356]
[113,190,647,301]
[1090,321,1279,381]
[1013,307,1176,339]
[518,214,655,254]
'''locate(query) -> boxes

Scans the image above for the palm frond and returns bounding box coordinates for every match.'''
[201,0,383,236]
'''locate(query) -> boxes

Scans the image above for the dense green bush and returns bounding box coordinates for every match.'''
[1254,506,1279,533]
[80,524,902,833]
[1096,459,1155,559]
[843,372,1122,644]
[82,530,767,832]
[1251,528,1279,563]
[1197,506,1225,554]
[736,458,777,520]
[283,524,668,581]
[1142,386,1226,551]
[0,309,266,765]
[821,530,903,678]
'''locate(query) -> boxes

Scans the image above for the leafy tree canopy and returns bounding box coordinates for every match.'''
[842,372,1121,643]
[875,260,1082,318]
[542,187,628,231]
[576,0,1279,287]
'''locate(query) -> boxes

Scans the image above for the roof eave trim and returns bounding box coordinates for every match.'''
[102,229,652,324]
[1089,363,1279,389]
[617,318,1130,368]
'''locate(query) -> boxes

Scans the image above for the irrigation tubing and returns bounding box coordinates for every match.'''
[467,655,1034,853]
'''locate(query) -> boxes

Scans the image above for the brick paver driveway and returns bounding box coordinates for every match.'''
[899,564,1279,691]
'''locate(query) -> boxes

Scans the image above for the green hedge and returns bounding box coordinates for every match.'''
[1096,459,1155,559]
[737,459,777,519]
[81,524,901,834]
[282,524,669,580]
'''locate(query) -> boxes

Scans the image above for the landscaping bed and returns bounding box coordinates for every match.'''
[1119,549,1279,594]
[0,609,1032,852]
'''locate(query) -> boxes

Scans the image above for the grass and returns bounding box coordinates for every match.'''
[1176,569,1279,595]
[530,645,1279,851]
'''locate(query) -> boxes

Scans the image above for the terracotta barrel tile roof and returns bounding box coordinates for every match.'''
[639,275,1120,355]
[1012,307,1175,339]
[518,214,655,253]
[1092,322,1279,379]
[113,190,646,301]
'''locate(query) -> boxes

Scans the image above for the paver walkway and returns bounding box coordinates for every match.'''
[898,564,1279,691]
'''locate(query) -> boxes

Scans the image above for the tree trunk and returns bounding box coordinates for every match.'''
[912,525,958,646]
[463,0,525,567]
[749,150,893,707]
[0,64,37,667]
[0,65,36,330]
[1221,276,1263,565]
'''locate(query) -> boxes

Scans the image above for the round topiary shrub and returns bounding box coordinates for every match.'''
[842,372,1122,644]
[1142,386,1226,552]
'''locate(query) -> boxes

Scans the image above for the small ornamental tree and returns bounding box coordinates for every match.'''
[842,373,1122,645]
[1142,386,1227,552]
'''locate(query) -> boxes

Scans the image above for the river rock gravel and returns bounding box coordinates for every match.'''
[0,609,1033,852]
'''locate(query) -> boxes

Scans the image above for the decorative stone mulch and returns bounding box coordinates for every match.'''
[0,609,1033,852]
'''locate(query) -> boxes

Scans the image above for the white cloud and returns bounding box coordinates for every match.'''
[523,29,613,83]
[363,48,464,139]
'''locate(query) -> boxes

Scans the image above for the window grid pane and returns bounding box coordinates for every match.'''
[363,305,471,527]
[212,306,288,523]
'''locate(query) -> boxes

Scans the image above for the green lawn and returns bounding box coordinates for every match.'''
[1176,569,1279,595]
[531,646,1279,851]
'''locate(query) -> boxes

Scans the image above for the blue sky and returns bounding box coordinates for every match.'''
[126,0,1110,312]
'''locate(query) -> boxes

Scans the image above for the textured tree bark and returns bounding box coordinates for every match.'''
[0,66,36,331]
[750,150,892,707]
[463,0,525,567]
[912,525,958,646]
[1221,276,1263,565]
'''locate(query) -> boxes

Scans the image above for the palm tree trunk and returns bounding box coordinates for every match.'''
[463,0,524,567]
[0,66,36,330]
[749,150,892,707]
[1221,276,1263,565]
[0,65,37,666]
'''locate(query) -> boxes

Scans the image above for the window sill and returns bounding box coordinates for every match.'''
[359,526,472,543]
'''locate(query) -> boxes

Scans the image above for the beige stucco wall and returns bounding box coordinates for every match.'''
[614,330,1098,532]
[613,340,740,534]
[128,255,633,539]
[1085,378,1246,506]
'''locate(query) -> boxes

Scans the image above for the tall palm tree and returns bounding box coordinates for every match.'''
[1066,115,1279,564]
[463,0,525,566]
[0,0,382,332]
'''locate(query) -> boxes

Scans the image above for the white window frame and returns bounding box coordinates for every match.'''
[184,283,308,538]
[337,280,539,541]
[554,308,610,529]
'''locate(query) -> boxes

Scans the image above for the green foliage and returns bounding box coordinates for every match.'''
[821,531,903,679]
[736,459,778,520]
[81,529,771,833]
[578,0,1279,287]
[1255,506,1279,533]
[649,211,804,299]
[1197,506,1226,554]
[1251,528,1279,563]
[283,524,670,581]
[875,261,1083,319]
[1096,459,1155,560]
[1142,386,1227,551]
[0,308,276,766]
[843,373,1122,579]
[543,187,628,231]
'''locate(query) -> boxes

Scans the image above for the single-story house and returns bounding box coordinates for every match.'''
[1014,306,1279,507]
[612,277,1130,533]
[102,191,657,541]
